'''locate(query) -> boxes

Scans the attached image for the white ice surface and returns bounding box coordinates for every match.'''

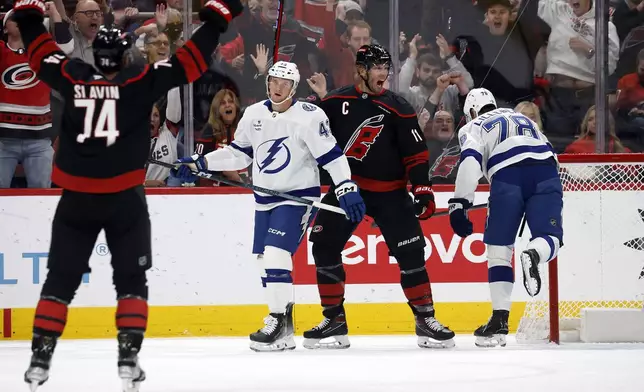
[1,335,642,392]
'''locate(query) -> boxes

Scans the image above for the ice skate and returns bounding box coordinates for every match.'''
[303,310,350,349]
[249,302,295,352]
[414,312,456,349]
[521,249,542,296]
[474,309,509,347]
[117,331,146,392]
[24,335,57,391]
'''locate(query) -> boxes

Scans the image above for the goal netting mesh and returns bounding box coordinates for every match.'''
[516,154,644,343]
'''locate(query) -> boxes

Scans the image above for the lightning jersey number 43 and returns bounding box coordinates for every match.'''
[203,100,349,210]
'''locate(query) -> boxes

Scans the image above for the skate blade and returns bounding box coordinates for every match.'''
[417,336,455,349]
[119,366,145,392]
[250,336,296,352]
[25,367,48,391]
[521,252,541,297]
[302,335,350,350]
[29,381,41,392]
[121,378,141,392]
[475,334,507,348]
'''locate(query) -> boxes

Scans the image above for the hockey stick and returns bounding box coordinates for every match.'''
[148,159,348,217]
[432,202,488,218]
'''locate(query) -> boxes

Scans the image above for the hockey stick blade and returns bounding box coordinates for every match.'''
[432,202,488,218]
[148,159,348,217]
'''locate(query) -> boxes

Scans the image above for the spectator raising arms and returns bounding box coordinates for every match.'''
[0,10,53,188]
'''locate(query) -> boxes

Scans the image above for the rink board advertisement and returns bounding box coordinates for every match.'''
[1,188,643,339]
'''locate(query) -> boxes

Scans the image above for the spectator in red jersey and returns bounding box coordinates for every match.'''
[0,10,53,188]
[617,49,644,122]
[564,105,631,154]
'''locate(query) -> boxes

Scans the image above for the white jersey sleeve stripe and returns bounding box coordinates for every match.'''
[231,142,253,158]
[315,145,344,166]
[460,148,483,169]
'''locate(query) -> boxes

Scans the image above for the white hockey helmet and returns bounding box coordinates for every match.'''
[266,61,300,105]
[463,88,497,122]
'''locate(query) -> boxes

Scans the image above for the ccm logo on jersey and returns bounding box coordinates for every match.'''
[256,136,291,174]
[268,228,286,236]
[344,115,385,161]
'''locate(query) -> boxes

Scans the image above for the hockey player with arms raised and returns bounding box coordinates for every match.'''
[303,44,455,350]
[173,61,366,352]
[12,0,244,389]
[448,88,564,347]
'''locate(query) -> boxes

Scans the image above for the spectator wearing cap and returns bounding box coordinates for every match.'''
[538,0,620,150]
[0,10,53,188]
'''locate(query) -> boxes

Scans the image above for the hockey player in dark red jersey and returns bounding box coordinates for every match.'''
[303,44,455,350]
[11,0,243,390]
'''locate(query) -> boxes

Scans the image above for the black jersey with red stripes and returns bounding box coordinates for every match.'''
[311,85,431,192]
[14,19,222,193]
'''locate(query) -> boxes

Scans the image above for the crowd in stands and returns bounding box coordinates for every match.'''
[1,0,642,189]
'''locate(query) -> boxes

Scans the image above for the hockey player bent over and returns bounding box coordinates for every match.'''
[449,88,563,347]
[174,61,366,352]
[303,45,455,350]
[15,0,244,389]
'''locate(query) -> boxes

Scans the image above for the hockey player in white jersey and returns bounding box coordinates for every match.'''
[173,61,366,352]
[448,88,563,347]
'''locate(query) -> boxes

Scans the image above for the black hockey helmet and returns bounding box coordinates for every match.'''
[93,26,132,74]
[355,44,392,71]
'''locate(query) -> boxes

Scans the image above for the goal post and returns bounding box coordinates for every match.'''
[516,153,644,344]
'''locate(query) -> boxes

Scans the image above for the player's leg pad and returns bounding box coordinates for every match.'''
[474,310,509,348]
[487,245,514,311]
[250,302,295,352]
[392,248,434,312]
[312,242,347,315]
[262,246,293,314]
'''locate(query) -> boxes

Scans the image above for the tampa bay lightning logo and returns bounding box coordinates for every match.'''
[256,137,291,174]
[2,63,39,90]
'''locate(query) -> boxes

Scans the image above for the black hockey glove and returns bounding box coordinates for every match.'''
[199,0,243,32]
[412,185,436,220]
[448,198,473,238]
[13,0,47,24]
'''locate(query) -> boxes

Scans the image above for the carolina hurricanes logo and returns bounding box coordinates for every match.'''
[344,115,385,161]
[2,63,39,90]
[430,145,461,178]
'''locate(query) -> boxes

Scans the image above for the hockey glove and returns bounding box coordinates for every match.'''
[173,154,207,183]
[335,180,366,223]
[13,0,47,23]
[199,0,243,32]
[412,185,436,220]
[448,198,473,238]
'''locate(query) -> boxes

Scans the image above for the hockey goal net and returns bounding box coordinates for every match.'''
[516,153,644,344]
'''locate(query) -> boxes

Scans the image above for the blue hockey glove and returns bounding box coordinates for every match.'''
[448,198,474,238]
[335,180,366,223]
[172,154,207,183]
